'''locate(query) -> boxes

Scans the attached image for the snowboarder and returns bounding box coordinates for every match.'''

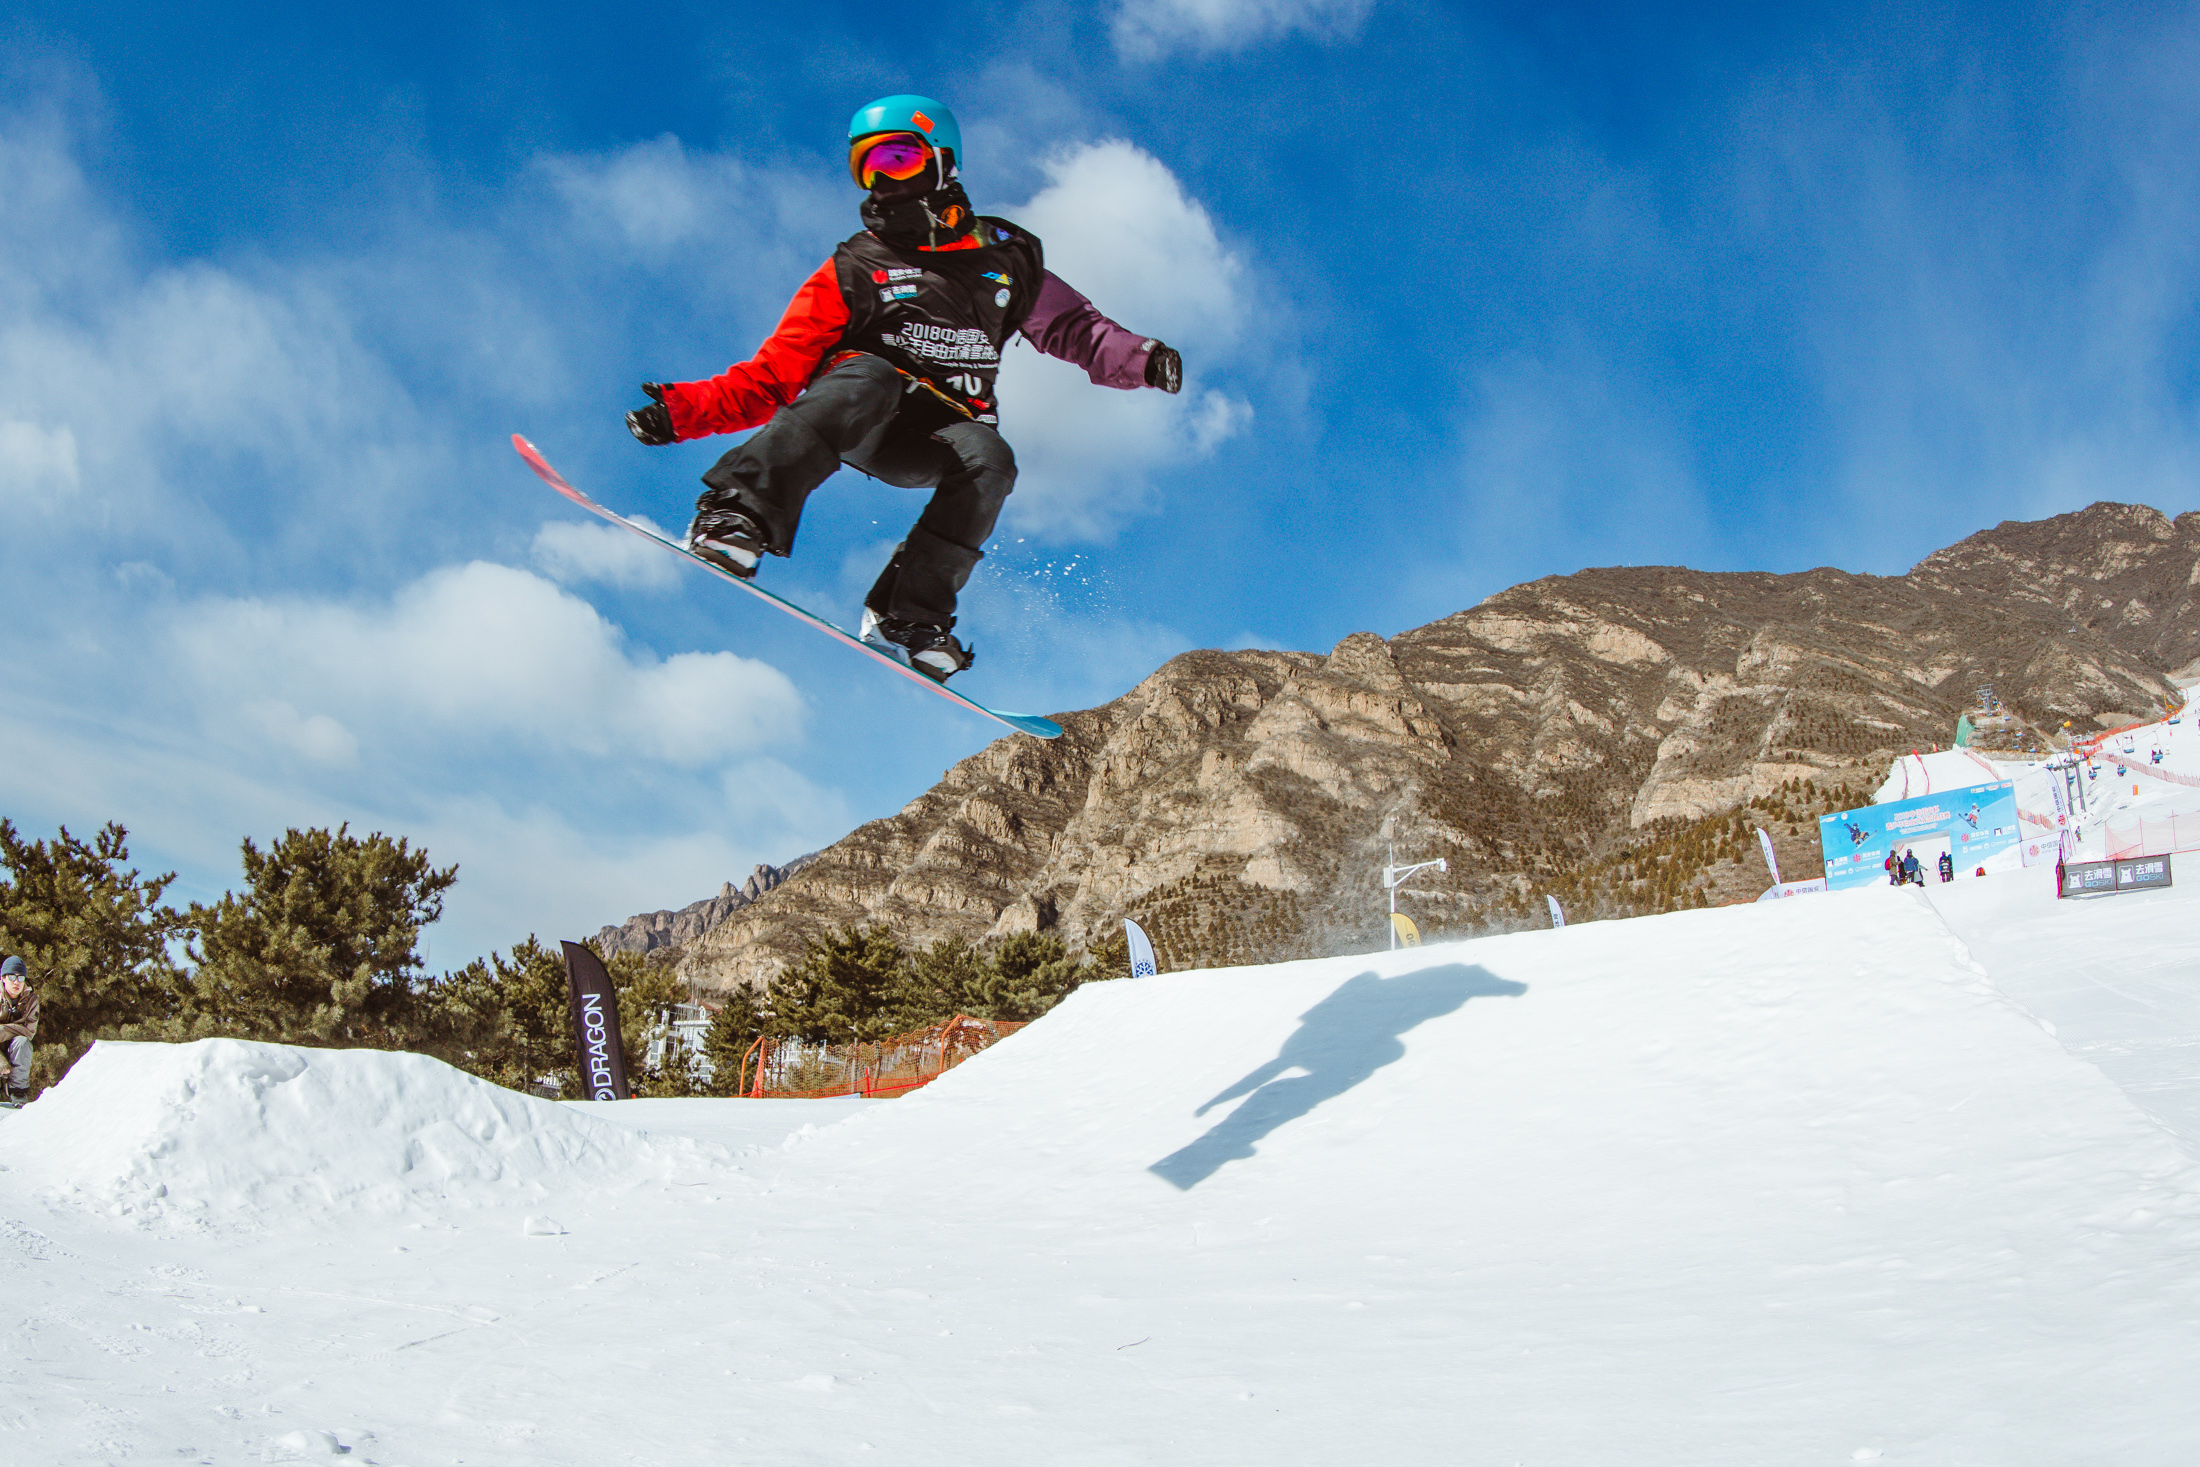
[622,94,1184,682]
[1899,849,1923,886]
[0,956,36,1106]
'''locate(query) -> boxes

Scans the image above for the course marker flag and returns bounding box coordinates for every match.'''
[560,942,631,1101]
[1124,919,1159,979]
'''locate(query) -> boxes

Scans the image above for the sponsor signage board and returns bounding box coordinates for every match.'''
[2119,854,2174,890]
[1819,782,2023,891]
[2061,854,2174,898]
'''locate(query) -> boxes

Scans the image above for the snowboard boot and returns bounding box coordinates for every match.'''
[686,496,769,580]
[860,608,974,683]
[2,1085,27,1109]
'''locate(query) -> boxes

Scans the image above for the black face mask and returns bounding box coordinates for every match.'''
[861,178,977,249]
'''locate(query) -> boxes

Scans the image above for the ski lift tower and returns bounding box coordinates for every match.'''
[1379,816,1449,951]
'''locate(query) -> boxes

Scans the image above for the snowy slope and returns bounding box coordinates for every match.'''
[0,1039,733,1229]
[5,884,2200,1464]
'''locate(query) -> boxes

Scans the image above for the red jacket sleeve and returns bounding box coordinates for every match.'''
[661,260,850,439]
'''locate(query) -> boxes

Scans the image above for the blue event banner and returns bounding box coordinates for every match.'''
[1818,782,2023,890]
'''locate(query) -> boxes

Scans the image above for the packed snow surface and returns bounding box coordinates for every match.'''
[6,872,2200,1464]
[0,1040,727,1227]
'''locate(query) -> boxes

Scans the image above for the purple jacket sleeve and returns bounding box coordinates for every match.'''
[1018,271,1155,390]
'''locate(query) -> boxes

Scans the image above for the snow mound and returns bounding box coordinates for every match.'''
[0,1039,730,1228]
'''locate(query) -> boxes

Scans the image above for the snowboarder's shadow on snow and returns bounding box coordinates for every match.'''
[1149,964,1525,1191]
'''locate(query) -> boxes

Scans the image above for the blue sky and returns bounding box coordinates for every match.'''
[4,0,2198,964]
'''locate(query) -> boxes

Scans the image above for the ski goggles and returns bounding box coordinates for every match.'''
[851,133,936,189]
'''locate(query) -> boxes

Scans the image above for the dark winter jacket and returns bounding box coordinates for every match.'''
[0,983,37,1042]
[662,222,1156,438]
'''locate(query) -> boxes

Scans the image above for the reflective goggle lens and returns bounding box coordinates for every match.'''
[853,134,933,188]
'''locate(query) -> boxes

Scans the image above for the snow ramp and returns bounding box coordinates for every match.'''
[749,885,2200,1463]
[0,1038,732,1228]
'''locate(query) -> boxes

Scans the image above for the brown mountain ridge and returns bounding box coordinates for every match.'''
[669,501,2198,990]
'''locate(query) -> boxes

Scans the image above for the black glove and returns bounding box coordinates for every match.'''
[1143,342,1182,394]
[626,383,676,446]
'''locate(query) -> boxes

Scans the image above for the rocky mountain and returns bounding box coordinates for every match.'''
[592,858,813,959]
[674,502,2198,991]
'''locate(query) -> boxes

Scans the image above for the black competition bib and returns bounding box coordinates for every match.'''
[833,218,1043,423]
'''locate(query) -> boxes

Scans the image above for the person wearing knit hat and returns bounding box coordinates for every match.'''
[0,956,35,1105]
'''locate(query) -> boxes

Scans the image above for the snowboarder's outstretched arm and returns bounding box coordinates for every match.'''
[1019,272,1181,393]
[647,262,853,442]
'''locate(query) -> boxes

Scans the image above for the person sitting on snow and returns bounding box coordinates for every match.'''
[0,957,37,1105]
[623,94,1183,683]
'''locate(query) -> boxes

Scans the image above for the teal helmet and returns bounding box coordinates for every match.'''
[847,94,962,183]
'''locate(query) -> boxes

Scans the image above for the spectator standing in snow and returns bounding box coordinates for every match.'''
[1884,852,1900,885]
[1899,849,1922,886]
[0,957,36,1104]
[1938,851,1955,883]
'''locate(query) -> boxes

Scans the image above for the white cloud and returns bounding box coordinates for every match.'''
[0,129,440,559]
[533,134,845,293]
[1008,141,1245,349]
[0,694,846,960]
[0,419,78,503]
[241,700,362,769]
[991,141,1254,539]
[531,517,683,591]
[1112,0,1374,60]
[172,561,804,768]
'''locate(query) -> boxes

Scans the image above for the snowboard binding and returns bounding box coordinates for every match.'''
[686,500,768,580]
[861,608,974,683]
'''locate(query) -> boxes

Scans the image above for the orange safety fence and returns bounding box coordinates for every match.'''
[2118,758,2200,790]
[2104,810,2200,860]
[733,1014,1028,1100]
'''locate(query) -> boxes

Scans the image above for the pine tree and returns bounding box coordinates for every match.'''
[0,819,192,1086]
[419,937,573,1091]
[181,825,456,1046]
[902,936,992,1021]
[767,926,908,1043]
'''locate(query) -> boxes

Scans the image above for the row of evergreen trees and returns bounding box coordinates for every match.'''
[695,924,1127,1092]
[0,817,1122,1097]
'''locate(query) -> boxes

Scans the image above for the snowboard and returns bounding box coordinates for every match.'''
[512,436,1063,741]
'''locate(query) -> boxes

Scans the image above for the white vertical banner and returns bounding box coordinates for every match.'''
[1546,895,1565,929]
[1756,827,1782,885]
[1124,919,1159,979]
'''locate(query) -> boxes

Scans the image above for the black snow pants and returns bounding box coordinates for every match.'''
[697,353,1015,628]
